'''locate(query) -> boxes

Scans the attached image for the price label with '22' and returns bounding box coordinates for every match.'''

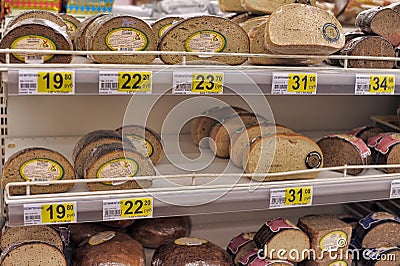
[99,71,152,94]
[19,70,75,95]
[103,197,153,220]
[270,187,313,208]
[272,73,317,94]
[24,202,77,225]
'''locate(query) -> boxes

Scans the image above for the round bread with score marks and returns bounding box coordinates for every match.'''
[243,133,323,181]
[2,147,75,195]
[158,15,250,65]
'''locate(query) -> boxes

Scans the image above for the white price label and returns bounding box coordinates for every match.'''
[272,73,317,94]
[355,74,395,95]
[19,70,75,95]
[99,71,152,94]
[103,197,153,220]
[270,187,313,209]
[173,72,224,94]
[390,180,400,199]
[24,202,77,225]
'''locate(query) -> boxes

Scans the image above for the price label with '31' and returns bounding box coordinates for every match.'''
[270,187,313,208]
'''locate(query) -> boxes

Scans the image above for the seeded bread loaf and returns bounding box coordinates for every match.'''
[0,225,64,251]
[72,129,124,178]
[2,147,75,195]
[86,15,157,64]
[74,14,107,51]
[355,6,400,46]
[127,216,191,248]
[0,241,66,266]
[151,237,233,266]
[243,133,323,181]
[116,125,164,165]
[5,10,67,32]
[348,126,385,143]
[59,13,81,41]
[238,249,294,266]
[68,222,111,246]
[317,134,371,175]
[219,0,248,12]
[254,218,311,262]
[151,16,183,41]
[373,133,400,173]
[240,0,316,14]
[297,215,352,260]
[265,4,345,55]
[74,231,145,266]
[0,19,73,64]
[159,16,250,65]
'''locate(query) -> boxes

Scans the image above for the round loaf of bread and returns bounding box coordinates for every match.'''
[74,231,145,266]
[2,147,75,195]
[0,19,73,64]
[151,16,183,41]
[59,13,81,41]
[72,129,124,178]
[244,133,323,181]
[0,225,64,251]
[69,222,111,246]
[102,219,135,228]
[116,125,164,165]
[1,241,66,266]
[5,10,67,32]
[86,15,157,64]
[74,14,107,51]
[127,216,191,248]
[158,16,250,65]
[151,237,232,265]
[84,142,154,191]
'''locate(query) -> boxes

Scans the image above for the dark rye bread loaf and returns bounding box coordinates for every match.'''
[297,215,352,260]
[74,14,107,51]
[0,241,66,266]
[59,13,81,41]
[102,219,135,228]
[355,6,400,46]
[68,222,111,246]
[158,16,250,65]
[127,216,191,248]
[243,133,323,181]
[5,10,67,32]
[348,126,385,143]
[86,15,157,64]
[84,142,154,191]
[355,212,400,248]
[240,0,316,14]
[317,134,371,175]
[2,147,75,195]
[151,237,233,266]
[227,232,257,265]
[0,19,73,64]
[339,36,395,69]
[265,4,345,56]
[325,31,366,66]
[238,249,294,266]
[373,133,400,173]
[0,224,64,251]
[72,129,124,178]
[116,125,164,165]
[254,218,310,263]
[151,16,183,41]
[363,246,400,266]
[74,231,145,266]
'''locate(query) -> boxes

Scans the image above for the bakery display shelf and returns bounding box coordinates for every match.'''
[3,134,400,226]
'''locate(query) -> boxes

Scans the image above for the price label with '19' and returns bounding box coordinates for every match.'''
[23,202,77,225]
[19,70,75,95]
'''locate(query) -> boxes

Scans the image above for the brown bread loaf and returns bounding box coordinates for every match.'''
[151,16,183,41]
[238,249,295,266]
[5,10,67,32]
[59,13,81,41]
[363,246,400,265]
[348,126,385,143]
[219,0,248,12]
[102,219,135,228]
[325,31,366,66]
[68,222,111,246]
[74,14,107,51]
[2,147,75,195]
[239,16,269,33]
[227,232,257,265]
[230,13,258,24]
[373,133,400,173]
[240,0,316,14]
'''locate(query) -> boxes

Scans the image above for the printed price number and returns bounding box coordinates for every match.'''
[369,75,395,94]
[287,74,317,93]
[120,197,153,218]
[191,73,224,93]
[118,72,151,93]
[37,72,74,93]
[41,202,76,223]
[284,187,313,206]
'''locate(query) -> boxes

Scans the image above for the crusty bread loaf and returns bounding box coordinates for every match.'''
[348,126,385,143]
[151,237,233,265]
[68,222,111,246]
[240,16,269,33]
[297,215,352,260]
[151,16,183,41]
[159,16,250,65]
[74,14,107,51]
[374,133,400,173]
[240,0,316,14]
[244,133,323,181]
[116,125,163,165]
[317,134,371,175]
[265,4,345,55]
[0,241,66,266]
[84,142,154,191]
[0,225,64,251]
[127,216,191,248]
[59,13,81,41]
[219,0,248,12]
[5,10,67,32]
[254,218,310,262]
[2,147,75,195]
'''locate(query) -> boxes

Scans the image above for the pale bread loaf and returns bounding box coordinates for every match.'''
[240,0,316,14]
[219,0,248,12]
[239,15,269,33]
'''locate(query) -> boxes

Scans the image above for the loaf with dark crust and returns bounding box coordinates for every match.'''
[68,222,111,246]
[60,13,81,41]
[348,126,385,143]
[74,14,107,51]
[5,10,67,32]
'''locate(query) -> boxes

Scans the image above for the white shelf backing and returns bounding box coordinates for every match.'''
[4,134,400,226]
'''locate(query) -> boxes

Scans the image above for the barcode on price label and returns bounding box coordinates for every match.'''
[99,71,119,94]
[270,189,286,208]
[24,204,42,225]
[19,71,38,94]
[390,180,400,199]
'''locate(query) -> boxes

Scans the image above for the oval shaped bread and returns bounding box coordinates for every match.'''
[151,16,183,41]
[0,225,64,251]
[151,237,232,265]
[374,133,400,173]
[2,147,75,195]
[5,10,67,32]
[73,129,124,178]
[0,19,73,64]
[158,16,250,65]
[102,219,135,229]
[116,125,164,165]
[265,4,345,55]
[84,142,154,191]
[348,126,385,143]
[86,14,157,64]
[244,133,323,181]
[59,13,81,41]
[74,14,107,51]
[0,241,66,266]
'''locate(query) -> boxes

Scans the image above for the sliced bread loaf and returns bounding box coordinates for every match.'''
[5,10,67,32]
[68,222,110,246]
[373,133,400,173]
[158,16,250,65]
[348,126,385,143]
[219,0,248,12]
[151,16,183,41]
[239,15,269,33]
[2,147,75,195]
[363,246,400,266]
[59,13,81,41]
[227,232,256,263]
[240,0,316,15]
[74,14,107,51]
[230,13,258,24]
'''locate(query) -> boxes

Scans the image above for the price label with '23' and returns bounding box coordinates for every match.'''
[24,202,77,225]
[103,197,153,220]
[191,73,224,93]
[270,187,313,208]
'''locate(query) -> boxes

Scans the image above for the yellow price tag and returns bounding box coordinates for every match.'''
[118,72,152,93]
[37,72,74,94]
[369,75,395,94]
[191,73,224,93]
[287,74,317,94]
[284,187,313,206]
[120,197,153,218]
[41,202,76,223]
